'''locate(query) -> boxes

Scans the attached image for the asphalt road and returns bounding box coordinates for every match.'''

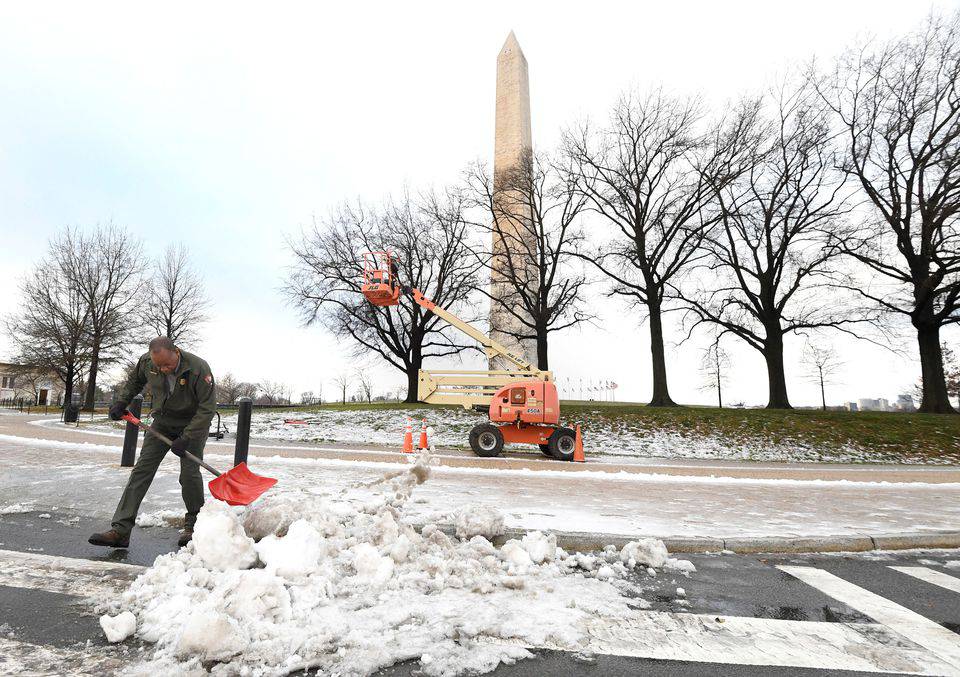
[0,510,958,676]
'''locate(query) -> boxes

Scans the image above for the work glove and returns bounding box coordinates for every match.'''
[169,437,189,459]
[108,402,129,421]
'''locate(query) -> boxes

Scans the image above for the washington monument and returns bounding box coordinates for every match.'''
[490,31,536,369]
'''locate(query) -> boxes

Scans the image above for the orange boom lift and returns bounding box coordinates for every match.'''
[360,251,581,461]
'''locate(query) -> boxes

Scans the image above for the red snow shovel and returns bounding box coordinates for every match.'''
[121,413,277,506]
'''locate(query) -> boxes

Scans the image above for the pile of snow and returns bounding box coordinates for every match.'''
[454,503,505,540]
[135,509,184,529]
[99,611,136,643]
[0,503,33,515]
[111,449,690,676]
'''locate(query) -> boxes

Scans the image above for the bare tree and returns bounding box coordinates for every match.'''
[215,372,257,404]
[60,225,147,409]
[803,342,843,410]
[465,153,591,369]
[816,13,960,413]
[4,251,92,406]
[680,82,868,409]
[285,189,481,402]
[698,337,730,408]
[563,89,725,406]
[332,373,351,404]
[145,244,210,347]
[355,368,373,403]
[256,380,292,405]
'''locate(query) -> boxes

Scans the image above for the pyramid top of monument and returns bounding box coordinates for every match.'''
[498,30,527,63]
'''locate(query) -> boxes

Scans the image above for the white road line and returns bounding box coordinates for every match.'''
[890,566,960,595]
[487,610,957,675]
[0,548,143,597]
[779,565,960,672]
[0,637,126,674]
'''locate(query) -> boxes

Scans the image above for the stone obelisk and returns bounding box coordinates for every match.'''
[490,31,536,369]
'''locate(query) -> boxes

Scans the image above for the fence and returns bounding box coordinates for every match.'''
[0,397,60,415]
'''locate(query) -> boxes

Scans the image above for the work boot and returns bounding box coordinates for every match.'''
[88,529,129,548]
[177,528,193,548]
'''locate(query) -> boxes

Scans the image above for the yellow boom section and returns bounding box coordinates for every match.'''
[418,368,553,409]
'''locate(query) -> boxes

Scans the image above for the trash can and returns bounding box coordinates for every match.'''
[64,402,80,423]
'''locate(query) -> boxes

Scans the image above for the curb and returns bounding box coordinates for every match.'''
[449,527,960,555]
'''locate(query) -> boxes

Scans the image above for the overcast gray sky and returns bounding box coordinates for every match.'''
[1,1,957,406]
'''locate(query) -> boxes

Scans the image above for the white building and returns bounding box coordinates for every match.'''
[0,362,64,405]
[857,398,891,412]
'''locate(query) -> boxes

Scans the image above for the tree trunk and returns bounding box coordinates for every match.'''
[819,372,826,411]
[405,368,419,403]
[717,371,722,408]
[63,364,75,407]
[646,298,676,407]
[915,321,956,414]
[763,331,792,409]
[536,328,549,371]
[83,341,100,411]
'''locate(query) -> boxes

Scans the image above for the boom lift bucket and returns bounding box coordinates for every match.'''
[361,251,400,307]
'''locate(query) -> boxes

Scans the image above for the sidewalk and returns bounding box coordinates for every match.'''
[2,413,959,553]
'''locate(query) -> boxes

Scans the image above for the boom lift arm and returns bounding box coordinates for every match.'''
[360,251,552,410]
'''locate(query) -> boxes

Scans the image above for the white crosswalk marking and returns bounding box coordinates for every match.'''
[0,637,126,674]
[0,548,143,597]
[890,566,960,595]
[779,565,960,674]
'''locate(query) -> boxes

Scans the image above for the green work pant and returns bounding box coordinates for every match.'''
[111,421,207,536]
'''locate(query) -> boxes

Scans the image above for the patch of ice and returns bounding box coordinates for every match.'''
[945,560,960,569]
[454,504,505,540]
[38,513,51,519]
[255,519,327,578]
[136,509,183,528]
[100,611,136,642]
[665,558,697,576]
[0,503,33,515]
[521,531,556,564]
[191,501,256,571]
[621,538,669,569]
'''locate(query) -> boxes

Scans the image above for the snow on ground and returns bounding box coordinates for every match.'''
[109,448,690,676]
[60,406,958,464]
[226,408,957,465]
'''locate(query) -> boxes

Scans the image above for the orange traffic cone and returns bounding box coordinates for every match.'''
[418,419,429,450]
[402,417,413,454]
[573,425,585,463]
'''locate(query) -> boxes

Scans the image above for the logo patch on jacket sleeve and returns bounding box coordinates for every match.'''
[179,378,186,386]
[204,374,213,384]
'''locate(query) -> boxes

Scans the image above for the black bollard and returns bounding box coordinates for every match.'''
[234,397,252,467]
[120,395,143,467]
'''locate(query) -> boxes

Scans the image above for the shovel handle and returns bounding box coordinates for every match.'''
[121,412,222,477]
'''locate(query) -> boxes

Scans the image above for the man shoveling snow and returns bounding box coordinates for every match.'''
[103,446,694,676]
[89,337,218,549]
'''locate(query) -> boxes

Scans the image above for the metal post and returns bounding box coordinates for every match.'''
[120,395,143,467]
[234,397,252,467]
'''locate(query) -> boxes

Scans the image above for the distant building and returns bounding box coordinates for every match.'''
[894,394,916,412]
[857,398,891,412]
[0,362,64,405]
[846,402,858,412]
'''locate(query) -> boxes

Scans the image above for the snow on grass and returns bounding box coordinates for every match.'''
[60,405,959,464]
[113,448,688,676]
[220,407,958,465]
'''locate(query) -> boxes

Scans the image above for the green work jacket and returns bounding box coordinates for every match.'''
[117,350,217,442]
